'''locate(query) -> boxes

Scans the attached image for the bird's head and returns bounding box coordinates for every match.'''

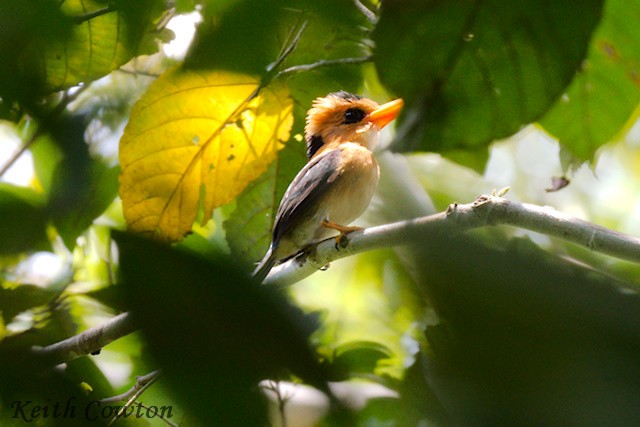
[304,91,404,160]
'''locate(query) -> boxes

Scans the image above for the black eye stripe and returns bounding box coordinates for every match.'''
[343,108,366,124]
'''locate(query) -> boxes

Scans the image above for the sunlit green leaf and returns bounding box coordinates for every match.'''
[45,0,172,92]
[540,0,640,164]
[0,0,171,106]
[294,249,421,380]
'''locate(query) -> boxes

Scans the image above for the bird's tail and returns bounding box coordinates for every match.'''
[252,246,277,284]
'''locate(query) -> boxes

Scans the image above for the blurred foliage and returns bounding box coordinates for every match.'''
[0,0,640,426]
[114,230,334,426]
[0,0,171,110]
[416,232,640,425]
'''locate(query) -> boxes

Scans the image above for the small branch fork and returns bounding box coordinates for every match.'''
[264,195,640,286]
[100,370,176,427]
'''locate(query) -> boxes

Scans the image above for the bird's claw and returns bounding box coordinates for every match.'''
[335,233,351,250]
[321,220,363,251]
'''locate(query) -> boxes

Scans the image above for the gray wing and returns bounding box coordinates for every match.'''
[272,149,342,246]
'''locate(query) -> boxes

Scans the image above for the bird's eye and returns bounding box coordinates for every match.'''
[343,108,366,124]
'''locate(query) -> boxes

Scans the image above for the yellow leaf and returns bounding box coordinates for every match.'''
[119,68,293,242]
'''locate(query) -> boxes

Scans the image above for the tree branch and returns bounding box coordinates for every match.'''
[101,369,162,404]
[33,312,136,363]
[32,196,640,359]
[263,195,640,287]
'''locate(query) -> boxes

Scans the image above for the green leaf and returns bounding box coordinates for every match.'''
[113,230,330,426]
[0,342,110,426]
[45,0,172,93]
[414,233,640,424]
[184,0,284,74]
[29,133,65,196]
[0,0,171,103]
[223,1,370,263]
[394,358,451,426]
[281,2,369,115]
[373,0,604,154]
[223,139,307,265]
[43,115,119,249]
[0,1,73,104]
[65,356,115,399]
[540,0,640,163]
[53,161,119,249]
[0,284,57,324]
[84,285,127,313]
[118,68,293,243]
[333,341,393,377]
[0,184,49,255]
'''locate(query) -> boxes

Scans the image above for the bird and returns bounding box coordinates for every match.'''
[252,91,404,283]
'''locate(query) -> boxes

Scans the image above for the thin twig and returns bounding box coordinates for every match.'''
[132,402,179,427]
[263,195,640,287]
[277,56,373,78]
[353,0,378,25]
[0,127,44,177]
[0,86,89,178]
[33,312,136,363]
[262,20,309,88]
[101,370,162,404]
[261,380,293,427]
[73,6,116,24]
[102,370,165,426]
[116,68,162,78]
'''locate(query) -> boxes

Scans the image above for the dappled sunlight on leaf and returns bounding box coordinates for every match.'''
[44,0,172,92]
[540,0,640,164]
[119,68,294,242]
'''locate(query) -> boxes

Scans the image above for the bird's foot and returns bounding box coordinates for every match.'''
[321,220,363,250]
[294,244,330,271]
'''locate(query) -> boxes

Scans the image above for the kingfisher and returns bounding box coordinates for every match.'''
[253,91,403,282]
